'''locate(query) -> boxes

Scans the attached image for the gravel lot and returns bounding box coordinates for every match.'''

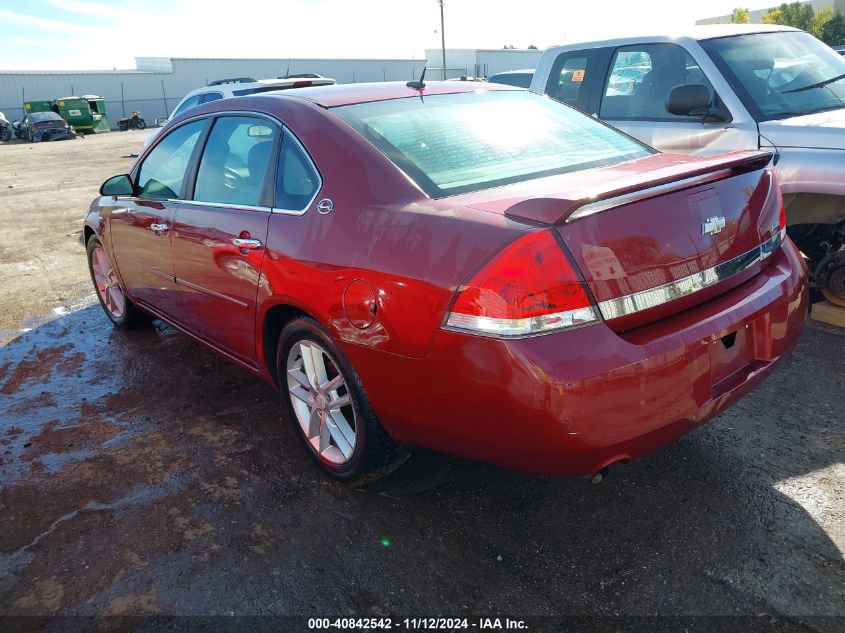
[0,133,842,631]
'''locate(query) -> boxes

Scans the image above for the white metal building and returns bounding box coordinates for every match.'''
[0,49,542,126]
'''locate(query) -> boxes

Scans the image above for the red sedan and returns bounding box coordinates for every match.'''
[85,81,807,484]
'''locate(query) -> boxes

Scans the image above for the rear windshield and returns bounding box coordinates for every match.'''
[488,73,533,88]
[333,91,651,197]
[29,112,62,122]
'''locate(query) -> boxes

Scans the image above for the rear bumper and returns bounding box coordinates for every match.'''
[345,239,808,476]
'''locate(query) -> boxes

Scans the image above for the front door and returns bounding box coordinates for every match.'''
[109,119,207,316]
[171,115,277,364]
[597,43,755,156]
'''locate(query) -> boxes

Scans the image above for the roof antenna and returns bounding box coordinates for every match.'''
[406,66,426,90]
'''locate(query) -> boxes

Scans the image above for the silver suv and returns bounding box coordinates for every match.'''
[145,75,335,147]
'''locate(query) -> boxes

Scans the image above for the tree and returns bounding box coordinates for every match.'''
[821,12,845,45]
[762,2,814,32]
[731,8,750,24]
[527,44,538,49]
[810,6,834,39]
[762,8,783,24]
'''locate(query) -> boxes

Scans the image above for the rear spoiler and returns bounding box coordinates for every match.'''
[503,151,773,226]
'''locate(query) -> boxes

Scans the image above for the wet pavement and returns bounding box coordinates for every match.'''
[0,301,843,628]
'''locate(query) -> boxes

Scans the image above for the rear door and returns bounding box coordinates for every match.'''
[171,115,278,364]
[109,119,207,317]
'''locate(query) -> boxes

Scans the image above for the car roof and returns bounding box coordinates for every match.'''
[261,80,520,107]
[546,23,800,51]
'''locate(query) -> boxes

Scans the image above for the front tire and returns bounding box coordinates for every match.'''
[276,316,410,486]
[86,236,149,329]
[136,118,147,130]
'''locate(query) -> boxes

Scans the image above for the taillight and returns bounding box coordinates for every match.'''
[770,169,787,242]
[444,230,598,337]
[293,80,313,87]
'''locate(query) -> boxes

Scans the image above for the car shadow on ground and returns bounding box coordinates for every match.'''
[0,305,842,624]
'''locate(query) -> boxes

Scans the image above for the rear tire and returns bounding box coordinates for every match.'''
[276,316,410,486]
[86,236,150,329]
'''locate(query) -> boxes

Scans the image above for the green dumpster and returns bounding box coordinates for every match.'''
[54,96,110,133]
[24,100,53,114]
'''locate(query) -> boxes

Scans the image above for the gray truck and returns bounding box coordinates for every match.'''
[531,24,845,305]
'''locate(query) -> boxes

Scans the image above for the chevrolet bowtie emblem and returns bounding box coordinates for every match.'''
[702,216,726,236]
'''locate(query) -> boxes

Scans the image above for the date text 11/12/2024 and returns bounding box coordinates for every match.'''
[307,617,528,630]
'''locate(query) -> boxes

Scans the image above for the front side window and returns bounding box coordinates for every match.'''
[137,120,206,199]
[600,43,717,120]
[701,31,845,121]
[334,91,651,198]
[193,116,277,207]
[275,132,320,211]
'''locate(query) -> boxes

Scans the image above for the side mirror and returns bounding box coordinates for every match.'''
[666,84,730,123]
[666,84,711,116]
[100,174,134,197]
[155,116,168,127]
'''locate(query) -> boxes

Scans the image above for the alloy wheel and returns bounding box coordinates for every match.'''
[91,245,125,318]
[286,340,357,465]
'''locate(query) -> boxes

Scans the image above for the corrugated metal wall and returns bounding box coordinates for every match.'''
[0,57,427,125]
[0,51,541,125]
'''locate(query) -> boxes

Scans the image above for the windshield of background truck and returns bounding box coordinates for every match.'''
[701,31,845,120]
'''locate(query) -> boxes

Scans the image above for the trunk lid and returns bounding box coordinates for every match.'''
[453,151,781,332]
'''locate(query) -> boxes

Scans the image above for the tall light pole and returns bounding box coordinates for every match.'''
[439,0,446,80]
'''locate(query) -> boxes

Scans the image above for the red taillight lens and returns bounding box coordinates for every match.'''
[293,80,313,87]
[445,230,598,337]
[770,170,787,241]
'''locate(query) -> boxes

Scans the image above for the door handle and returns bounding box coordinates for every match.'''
[232,237,262,250]
[150,223,170,233]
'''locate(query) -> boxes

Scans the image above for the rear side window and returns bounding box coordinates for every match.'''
[172,94,203,117]
[545,52,592,110]
[193,116,277,207]
[200,92,223,104]
[137,120,206,199]
[334,91,651,198]
[275,132,320,211]
[600,43,717,120]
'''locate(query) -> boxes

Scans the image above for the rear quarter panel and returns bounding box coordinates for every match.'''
[254,97,530,360]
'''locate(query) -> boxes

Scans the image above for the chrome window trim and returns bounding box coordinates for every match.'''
[596,229,784,320]
[567,170,733,222]
[180,199,272,213]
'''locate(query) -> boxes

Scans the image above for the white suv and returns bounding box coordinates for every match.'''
[145,75,335,146]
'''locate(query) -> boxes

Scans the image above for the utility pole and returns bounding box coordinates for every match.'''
[439,0,446,80]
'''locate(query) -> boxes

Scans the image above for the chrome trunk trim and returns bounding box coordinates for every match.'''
[596,230,784,320]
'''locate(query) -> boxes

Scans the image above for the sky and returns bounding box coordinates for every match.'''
[0,0,783,71]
